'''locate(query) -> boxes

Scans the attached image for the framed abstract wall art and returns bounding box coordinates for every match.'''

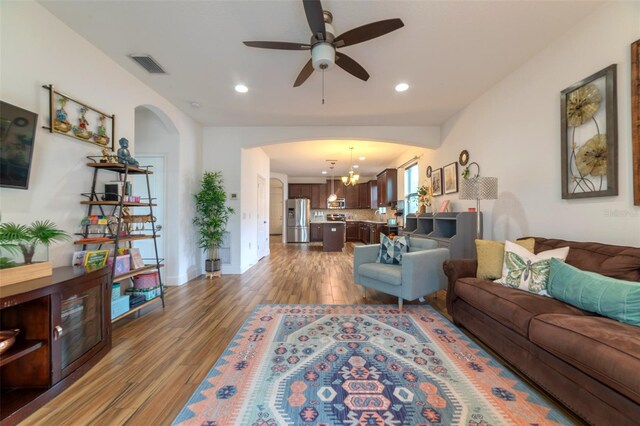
[560,65,618,199]
[431,168,443,196]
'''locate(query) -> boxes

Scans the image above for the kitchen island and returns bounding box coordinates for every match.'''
[310,221,346,252]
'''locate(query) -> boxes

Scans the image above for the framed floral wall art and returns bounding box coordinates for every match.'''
[443,162,458,194]
[560,65,617,199]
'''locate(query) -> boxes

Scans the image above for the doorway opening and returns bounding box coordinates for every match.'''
[269,178,284,235]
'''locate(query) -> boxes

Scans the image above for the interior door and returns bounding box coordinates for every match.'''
[257,176,269,259]
[269,184,283,235]
[131,155,165,261]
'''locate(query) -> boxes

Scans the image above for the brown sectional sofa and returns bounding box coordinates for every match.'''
[443,237,640,425]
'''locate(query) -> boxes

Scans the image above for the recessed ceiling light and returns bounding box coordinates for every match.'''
[321,171,327,174]
[395,83,409,92]
[189,101,201,108]
[353,165,359,169]
[359,156,366,161]
[235,84,248,93]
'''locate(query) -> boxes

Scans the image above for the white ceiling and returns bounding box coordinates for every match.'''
[40,0,603,127]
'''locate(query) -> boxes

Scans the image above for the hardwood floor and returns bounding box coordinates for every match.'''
[23,239,445,425]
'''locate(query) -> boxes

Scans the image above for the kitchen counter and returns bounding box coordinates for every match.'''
[346,219,388,224]
[311,220,346,224]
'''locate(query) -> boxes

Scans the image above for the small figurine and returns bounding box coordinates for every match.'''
[117,138,139,166]
[53,97,71,133]
[100,148,111,163]
[72,107,92,140]
[93,114,110,146]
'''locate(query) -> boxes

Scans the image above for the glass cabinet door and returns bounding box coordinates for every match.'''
[59,285,102,369]
[51,273,108,384]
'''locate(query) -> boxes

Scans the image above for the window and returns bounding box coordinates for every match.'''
[404,163,419,216]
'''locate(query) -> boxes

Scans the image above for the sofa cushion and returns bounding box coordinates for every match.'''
[475,238,535,280]
[495,241,569,295]
[533,237,640,281]
[454,278,588,337]
[358,263,402,286]
[548,258,640,326]
[530,314,640,404]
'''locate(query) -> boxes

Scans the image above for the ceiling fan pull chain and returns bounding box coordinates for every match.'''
[322,69,325,105]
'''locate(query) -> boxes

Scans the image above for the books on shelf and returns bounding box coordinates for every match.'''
[72,251,86,267]
[84,250,109,268]
[128,248,145,269]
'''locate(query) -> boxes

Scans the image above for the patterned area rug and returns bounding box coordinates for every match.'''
[174,305,573,425]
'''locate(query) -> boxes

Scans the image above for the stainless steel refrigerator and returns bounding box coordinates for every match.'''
[286,199,310,243]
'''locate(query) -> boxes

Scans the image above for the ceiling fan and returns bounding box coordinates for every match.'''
[243,0,404,87]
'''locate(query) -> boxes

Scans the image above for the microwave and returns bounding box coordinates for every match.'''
[327,198,346,209]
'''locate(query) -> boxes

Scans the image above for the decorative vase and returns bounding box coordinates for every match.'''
[419,205,427,214]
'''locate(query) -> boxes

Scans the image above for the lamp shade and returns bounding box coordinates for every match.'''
[459,177,498,200]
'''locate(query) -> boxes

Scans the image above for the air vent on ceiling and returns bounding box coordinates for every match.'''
[128,54,166,74]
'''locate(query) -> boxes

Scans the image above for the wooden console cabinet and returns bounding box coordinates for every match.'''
[0,266,111,425]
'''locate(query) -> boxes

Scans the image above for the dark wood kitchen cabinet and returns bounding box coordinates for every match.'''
[377,169,398,207]
[346,222,359,241]
[310,184,327,209]
[0,266,111,426]
[310,223,324,242]
[325,180,345,200]
[288,184,312,200]
[359,222,370,244]
[358,181,377,209]
[345,184,359,209]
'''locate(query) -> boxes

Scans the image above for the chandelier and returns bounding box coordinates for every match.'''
[341,147,360,186]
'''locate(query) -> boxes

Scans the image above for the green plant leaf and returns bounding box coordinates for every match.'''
[193,171,235,255]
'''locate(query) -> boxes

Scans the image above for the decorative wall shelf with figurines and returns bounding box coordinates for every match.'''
[42,84,115,150]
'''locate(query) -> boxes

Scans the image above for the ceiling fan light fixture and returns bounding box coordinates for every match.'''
[312,42,335,71]
[395,82,409,92]
[235,84,249,93]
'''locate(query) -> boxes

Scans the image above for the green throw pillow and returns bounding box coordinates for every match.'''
[548,258,640,326]
[376,233,409,265]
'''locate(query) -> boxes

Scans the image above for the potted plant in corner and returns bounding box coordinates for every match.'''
[0,220,70,285]
[193,171,235,277]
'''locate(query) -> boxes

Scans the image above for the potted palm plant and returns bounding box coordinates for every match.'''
[0,220,70,285]
[193,171,235,276]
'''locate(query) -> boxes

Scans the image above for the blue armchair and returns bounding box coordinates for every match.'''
[353,237,450,311]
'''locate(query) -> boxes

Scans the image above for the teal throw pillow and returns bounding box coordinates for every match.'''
[548,258,640,326]
[376,233,409,265]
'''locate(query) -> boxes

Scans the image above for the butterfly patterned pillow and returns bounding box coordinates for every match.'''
[494,241,570,295]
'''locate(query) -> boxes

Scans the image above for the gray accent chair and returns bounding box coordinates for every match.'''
[354,237,450,311]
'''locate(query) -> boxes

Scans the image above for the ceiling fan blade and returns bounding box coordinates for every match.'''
[303,0,326,40]
[335,53,369,81]
[334,18,404,48]
[243,41,311,50]
[294,59,314,87]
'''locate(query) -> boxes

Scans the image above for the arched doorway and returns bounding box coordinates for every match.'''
[134,105,179,284]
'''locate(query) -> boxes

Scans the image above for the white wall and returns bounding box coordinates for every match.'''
[391,2,640,246]
[240,148,271,271]
[0,2,203,280]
